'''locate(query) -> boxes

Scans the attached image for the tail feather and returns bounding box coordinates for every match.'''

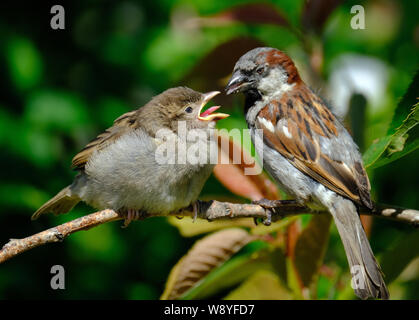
[32,186,80,220]
[329,198,389,299]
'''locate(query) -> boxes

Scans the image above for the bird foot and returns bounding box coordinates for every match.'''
[120,209,147,228]
[251,199,298,226]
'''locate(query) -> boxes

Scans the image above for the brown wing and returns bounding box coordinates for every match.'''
[255,87,372,208]
[71,111,139,170]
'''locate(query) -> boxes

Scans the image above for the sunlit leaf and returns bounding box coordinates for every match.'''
[387,71,419,136]
[363,70,419,168]
[168,216,255,237]
[286,257,305,299]
[224,269,292,300]
[169,213,298,238]
[364,103,419,168]
[161,228,255,299]
[181,241,270,300]
[362,136,392,167]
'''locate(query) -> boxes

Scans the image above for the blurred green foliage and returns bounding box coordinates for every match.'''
[0,0,418,299]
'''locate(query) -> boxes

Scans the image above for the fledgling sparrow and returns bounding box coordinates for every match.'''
[226,47,388,299]
[32,87,228,226]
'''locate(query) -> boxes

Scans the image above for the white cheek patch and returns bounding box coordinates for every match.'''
[258,68,295,98]
[258,117,275,133]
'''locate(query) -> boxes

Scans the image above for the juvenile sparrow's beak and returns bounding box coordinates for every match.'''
[225,72,249,95]
[198,91,229,121]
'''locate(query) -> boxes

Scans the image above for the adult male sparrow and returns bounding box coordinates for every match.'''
[32,87,228,226]
[225,47,388,299]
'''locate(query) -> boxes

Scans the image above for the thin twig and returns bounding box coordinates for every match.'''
[0,201,418,264]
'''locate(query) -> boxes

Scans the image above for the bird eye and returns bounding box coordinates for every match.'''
[256,67,265,75]
[185,106,193,113]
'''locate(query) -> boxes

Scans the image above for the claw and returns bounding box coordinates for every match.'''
[120,209,146,228]
[192,201,199,223]
[263,210,272,226]
[252,198,299,225]
[252,198,286,226]
[253,217,259,226]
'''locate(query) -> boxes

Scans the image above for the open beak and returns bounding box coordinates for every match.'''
[225,73,249,95]
[198,91,229,121]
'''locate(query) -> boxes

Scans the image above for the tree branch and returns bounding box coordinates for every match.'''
[1,201,418,264]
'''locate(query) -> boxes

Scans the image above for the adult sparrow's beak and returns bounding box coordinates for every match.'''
[198,91,229,121]
[225,72,250,95]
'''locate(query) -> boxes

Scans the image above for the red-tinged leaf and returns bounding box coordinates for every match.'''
[285,220,304,295]
[293,215,332,289]
[360,215,372,238]
[286,220,302,259]
[181,37,265,98]
[214,133,279,201]
[193,3,289,28]
[213,164,264,201]
[302,0,342,33]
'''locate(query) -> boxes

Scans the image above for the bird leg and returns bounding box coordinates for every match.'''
[119,208,147,228]
[252,199,299,226]
[192,201,200,222]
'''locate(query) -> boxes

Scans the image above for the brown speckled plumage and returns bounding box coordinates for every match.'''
[226,47,388,300]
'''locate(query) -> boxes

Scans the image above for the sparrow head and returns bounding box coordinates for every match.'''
[225,47,301,96]
[143,87,229,133]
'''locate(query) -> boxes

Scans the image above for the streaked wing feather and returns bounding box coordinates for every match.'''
[256,88,370,207]
[71,110,139,170]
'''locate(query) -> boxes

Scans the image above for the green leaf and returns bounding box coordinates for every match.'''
[362,136,391,168]
[363,70,419,168]
[364,103,419,168]
[387,71,419,135]
[161,229,257,299]
[293,214,332,289]
[167,216,256,237]
[6,37,43,91]
[380,231,419,284]
[224,269,292,300]
[386,103,419,154]
[0,184,49,211]
[68,222,127,264]
[270,0,305,28]
[180,241,270,300]
[25,90,89,131]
